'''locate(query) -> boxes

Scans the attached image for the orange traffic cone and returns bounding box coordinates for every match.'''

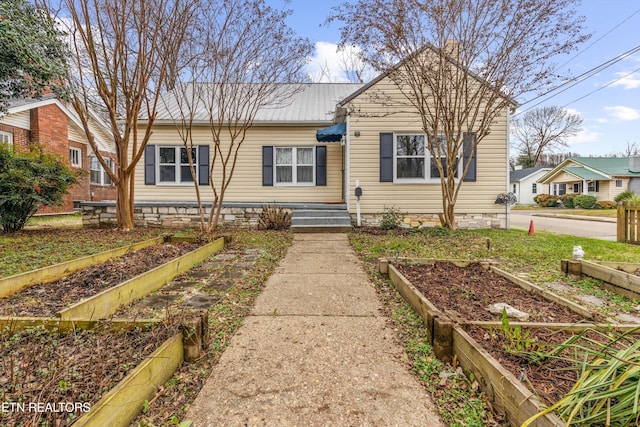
[528,220,535,235]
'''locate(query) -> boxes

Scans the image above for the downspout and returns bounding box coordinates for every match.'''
[345,106,351,212]
[506,108,512,230]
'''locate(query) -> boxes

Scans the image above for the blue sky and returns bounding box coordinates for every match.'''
[270,0,640,157]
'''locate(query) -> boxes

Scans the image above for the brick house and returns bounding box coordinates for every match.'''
[0,95,117,214]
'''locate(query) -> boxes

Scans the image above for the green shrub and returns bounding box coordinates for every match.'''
[0,145,77,232]
[560,193,576,209]
[533,193,560,207]
[595,200,616,209]
[379,206,404,230]
[573,194,597,209]
[614,190,636,203]
[615,191,640,205]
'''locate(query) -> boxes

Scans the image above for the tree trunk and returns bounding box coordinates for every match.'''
[115,171,134,231]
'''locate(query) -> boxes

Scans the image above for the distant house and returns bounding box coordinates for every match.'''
[538,157,640,202]
[0,95,117,214]
[509,166,551,205]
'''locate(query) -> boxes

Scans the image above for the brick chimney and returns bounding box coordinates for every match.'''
[30,102,69,162]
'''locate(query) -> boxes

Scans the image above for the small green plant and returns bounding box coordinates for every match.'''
[379,205,404,230]
[498,308,538,353]
[573,194,597,209]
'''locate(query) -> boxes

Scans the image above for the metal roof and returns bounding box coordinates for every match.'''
[560,167,608,180]
[509,166,551,182]
[569,157,640,176]
[152,83,364,124]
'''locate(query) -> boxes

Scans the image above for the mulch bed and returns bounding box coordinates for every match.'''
[396,262,625,409]
[397,262,587,323]
[0,242,200,317]
[465,325,578,405]
[0,322,178,427]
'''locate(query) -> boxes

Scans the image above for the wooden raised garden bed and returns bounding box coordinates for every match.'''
[0,320,195,427]
[0,237,224,320]
[562,259,640,301]
[381,258,638,427]
[0,235,165,298]
[0,235,221,426]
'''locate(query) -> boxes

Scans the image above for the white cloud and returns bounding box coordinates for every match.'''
[307,41,351,83]
[306,41,375,83]
[610,71,640,90]
[567,127,603,146]
[604,105,640,121]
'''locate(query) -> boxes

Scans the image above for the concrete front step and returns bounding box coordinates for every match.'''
[290,209,352,233]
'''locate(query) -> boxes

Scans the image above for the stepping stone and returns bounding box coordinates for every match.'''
[163,281,199,291]
[182,294,221,308]
[546,281,573,293]
[213,254,237,261]
[616,313,640,324]
[139,294,180,310]
[233,262,255,270]
[488,303,529,321]
[203,280,234,291]
[220,270,246,280]
[575,294,607,307]
[190,271,213,279]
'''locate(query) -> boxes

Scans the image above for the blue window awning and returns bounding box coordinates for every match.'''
[316,122,346,143]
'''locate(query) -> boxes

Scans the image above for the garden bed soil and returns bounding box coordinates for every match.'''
[465,325,578,406]
[0,322,178,426]
[0,242,200,317]
[397,262,587,323]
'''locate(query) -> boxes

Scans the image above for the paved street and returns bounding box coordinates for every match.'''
[510,211,617,241]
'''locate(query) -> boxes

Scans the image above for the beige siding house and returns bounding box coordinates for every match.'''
[539,157,640,202]
[119,69,512,229]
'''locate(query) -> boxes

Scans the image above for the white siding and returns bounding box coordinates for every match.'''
[0,111,30,129]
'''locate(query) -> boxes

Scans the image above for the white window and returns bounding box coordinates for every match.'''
[158,146,197,184]
[588,180,599,193]
[275,147,314,185]
[90,156,114,185]
[394,133,460,182]
[513,184,517,193]
[0,131,13,147]
[616,179,623,188]
[69,147,82,167]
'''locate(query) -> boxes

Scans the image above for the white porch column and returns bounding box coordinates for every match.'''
[582,180,587,194]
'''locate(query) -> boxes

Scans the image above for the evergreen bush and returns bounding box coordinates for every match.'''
[0,146,77,232]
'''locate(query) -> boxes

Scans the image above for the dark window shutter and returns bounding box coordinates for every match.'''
[316,145,327,186]
[380,132,394,182]
[262,146,273,186]
[198,145,210,186]
[463,133,477,182]
[144,144,156,185]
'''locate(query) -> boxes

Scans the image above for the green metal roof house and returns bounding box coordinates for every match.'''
[538,157,640,201]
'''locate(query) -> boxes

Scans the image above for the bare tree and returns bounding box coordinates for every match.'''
[43,0,197,230]
[166,0,312,231]
[330,0,589,228]
[512,106,583,167]
[622,141,640,157]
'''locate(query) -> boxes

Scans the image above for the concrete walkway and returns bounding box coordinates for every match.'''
[186,234,443,426]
